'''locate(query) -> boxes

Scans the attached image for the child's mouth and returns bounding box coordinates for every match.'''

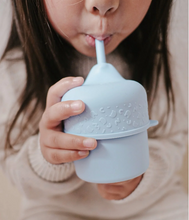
[85,34,112,47]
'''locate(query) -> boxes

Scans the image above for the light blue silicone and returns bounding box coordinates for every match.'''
[61,39,158,183]
[74,131,149,183]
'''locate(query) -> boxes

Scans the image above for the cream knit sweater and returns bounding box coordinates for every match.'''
[0,0,187,219]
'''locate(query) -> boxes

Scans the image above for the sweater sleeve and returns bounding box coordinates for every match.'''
[111,0,187,206]
[0,50,84,196]
[28,135,75,182]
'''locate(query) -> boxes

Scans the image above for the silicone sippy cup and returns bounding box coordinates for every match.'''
[61,40,158,184]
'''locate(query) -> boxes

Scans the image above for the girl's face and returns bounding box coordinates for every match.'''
[44,0,152,57]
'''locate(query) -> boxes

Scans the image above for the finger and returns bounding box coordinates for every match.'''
[97,184,124,195]
[43,100,85,128]
[102,194,123,201]
[106,176,143,186]
[41,147,90,164]
[106,182,126,186]
[46,77,84,108]
[97,186,121,200]
[41,130,97,151]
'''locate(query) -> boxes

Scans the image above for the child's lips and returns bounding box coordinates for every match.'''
[85,34,112,47]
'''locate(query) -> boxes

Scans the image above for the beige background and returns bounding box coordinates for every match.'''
[0,1,188,220]
[0,151,187,220]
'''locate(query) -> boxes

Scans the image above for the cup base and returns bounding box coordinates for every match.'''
[76,169,146,184]
[74,131,149,183]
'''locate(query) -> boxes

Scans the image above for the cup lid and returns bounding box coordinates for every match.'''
[64,120,158,139]
[62,40,158,139]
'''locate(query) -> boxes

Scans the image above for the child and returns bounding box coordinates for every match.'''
[0,0,187,219]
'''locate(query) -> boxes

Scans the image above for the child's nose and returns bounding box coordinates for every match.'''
[85,0,120,16]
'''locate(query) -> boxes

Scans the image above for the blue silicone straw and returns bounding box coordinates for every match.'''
[95,39,106,64]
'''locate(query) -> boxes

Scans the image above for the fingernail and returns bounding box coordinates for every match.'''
[78,150,89,156]
[83,139,95,149]
[71,101,82,111]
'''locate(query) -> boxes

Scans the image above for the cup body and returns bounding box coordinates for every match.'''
[74,130,149,183]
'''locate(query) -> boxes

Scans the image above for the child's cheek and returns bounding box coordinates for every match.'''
[44,0,81,38]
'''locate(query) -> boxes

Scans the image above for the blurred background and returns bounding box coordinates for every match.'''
[0,151,187,220]
[0,0,188,220]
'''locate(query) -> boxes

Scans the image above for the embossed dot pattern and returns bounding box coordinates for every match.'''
[64,102,149,135]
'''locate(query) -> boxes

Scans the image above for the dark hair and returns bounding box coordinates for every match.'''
[3,0,174,149]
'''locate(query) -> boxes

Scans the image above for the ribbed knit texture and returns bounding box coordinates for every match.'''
[28,137,75,182]
[0,0,187,219]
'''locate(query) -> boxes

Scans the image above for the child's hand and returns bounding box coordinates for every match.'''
[39,77,97,164]
[97,175,143,201]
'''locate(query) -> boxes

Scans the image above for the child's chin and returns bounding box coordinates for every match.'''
[78,49,97,58]
[76,45,115,58]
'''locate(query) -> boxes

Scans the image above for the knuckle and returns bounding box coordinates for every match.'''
[43,110,51,123]
[48,85,55,95]
[66,76,75,82]
[51,151,61,164]
[69,151,78,162]
[61,77,73,87]
[50,134,59,147]
[70,137,83,148]
[58,102,70,115]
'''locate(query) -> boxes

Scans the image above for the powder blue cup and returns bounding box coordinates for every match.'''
[61,40,158,183]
